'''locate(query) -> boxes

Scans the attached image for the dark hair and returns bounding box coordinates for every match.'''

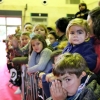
[24,22,33,27]
[50,50,62,63]
[31,34,47,49]
[53,53,91,78]
[49,31,58,39]
[47,27,54,32]
[89,6,100,39]
[55,17,69,33]
[79,3,87,9]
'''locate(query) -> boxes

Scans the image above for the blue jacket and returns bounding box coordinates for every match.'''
[63,41,97,71]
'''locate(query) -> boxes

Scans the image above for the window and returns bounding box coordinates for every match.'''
[0,10,22,41]
[0,17,21,41]
[0,17,6,25]
[0,26,6,40]
[7,17,21,25]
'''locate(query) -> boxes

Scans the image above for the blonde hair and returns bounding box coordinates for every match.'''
[57,41,68,50]
[21,31,31,37]
[33,23,48,38]
[66,18,90,38]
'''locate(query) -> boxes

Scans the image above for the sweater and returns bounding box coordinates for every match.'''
[28,48,53,73]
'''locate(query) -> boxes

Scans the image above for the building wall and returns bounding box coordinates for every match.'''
[0,0,99,27]
[0,0,78,27]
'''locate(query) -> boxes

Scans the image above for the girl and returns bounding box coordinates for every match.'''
[27,34,53,100]
[47,31,59,50]
[32,23,52,46]
[27,34,53,74]
[33,23,48,39]
[32,23,54,51]
[20,32,30,48]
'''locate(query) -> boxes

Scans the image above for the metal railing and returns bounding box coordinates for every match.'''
[21,66,45,100]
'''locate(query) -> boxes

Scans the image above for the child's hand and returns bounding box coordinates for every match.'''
[25,64,29,68]
[27,72,32,76]
[39,72,45,79]
[38,79,43,88]
[46,73,57,82]
[50,80,68,100]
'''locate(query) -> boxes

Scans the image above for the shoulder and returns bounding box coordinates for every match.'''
[78,87,97,100]
[41,48,52,54]
[81,41,94,49]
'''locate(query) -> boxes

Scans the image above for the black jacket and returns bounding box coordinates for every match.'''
[75,9,90,19]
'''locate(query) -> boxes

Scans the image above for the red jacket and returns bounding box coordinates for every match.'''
[92,36,100,73]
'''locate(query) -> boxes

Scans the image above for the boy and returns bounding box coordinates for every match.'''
[38,50,62,98]
[50,53,100,100]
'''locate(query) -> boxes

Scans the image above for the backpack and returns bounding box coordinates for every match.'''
[9,63,22,86]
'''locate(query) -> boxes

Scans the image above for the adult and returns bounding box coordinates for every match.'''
[75,3,89,19]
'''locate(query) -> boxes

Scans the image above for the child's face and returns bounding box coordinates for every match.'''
[67,25,88,45]
[31,39,43,53]
[54,54,63,64]
[24,24,33,33]
[34,26,46,38]
[20,35,30,47]
[87,15,93,34]
[47,34,56,44]
[59,73,82,96]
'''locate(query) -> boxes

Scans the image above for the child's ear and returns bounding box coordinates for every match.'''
[85,32,90,39]
[85,32,90,42]
[81,71,86,78]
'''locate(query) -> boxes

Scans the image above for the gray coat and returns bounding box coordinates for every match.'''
[28,48,53,73]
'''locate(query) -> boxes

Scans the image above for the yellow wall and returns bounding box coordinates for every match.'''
[0,0,79,27]
[0,0,99,27]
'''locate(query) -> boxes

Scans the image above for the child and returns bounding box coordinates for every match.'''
[47,31,59,50]
[40,50,62,98]
[33,23,54,51]
[63,18,97,71]
[10,32,30,94]
[20,32,30,48]
[24,22,33,33]
[12,32,31,64]
[27,34,53,74]
[55,17,69,42]
[50,53,100,100]
[27,34,53,100]
[6,35,22,93]
[33,23,48,39]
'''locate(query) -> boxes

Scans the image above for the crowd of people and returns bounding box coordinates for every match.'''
[5,2,100,100]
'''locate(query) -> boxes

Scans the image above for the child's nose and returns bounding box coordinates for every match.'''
[74,33,78,37]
